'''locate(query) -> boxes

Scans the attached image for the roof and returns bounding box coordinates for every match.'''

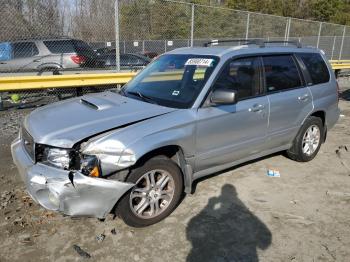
[167,45,319,57]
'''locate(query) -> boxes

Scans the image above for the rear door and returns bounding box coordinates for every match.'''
[263,54,313,149]
[10,42,40,72]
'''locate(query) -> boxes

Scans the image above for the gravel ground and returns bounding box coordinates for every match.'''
[0,79,350,262]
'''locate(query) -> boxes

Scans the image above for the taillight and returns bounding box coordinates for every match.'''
[71,55,86,64]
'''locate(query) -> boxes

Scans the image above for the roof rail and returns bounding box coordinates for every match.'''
[203,39,264,47]
[203,39,302,48]
[10,35,74,42]
[264,40,302,48]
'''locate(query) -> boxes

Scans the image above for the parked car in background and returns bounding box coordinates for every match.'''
[11,41,340,227]
[141,51,159,59]
[0,38,98,73]
[93,47,111,56]
[97,53,151,69]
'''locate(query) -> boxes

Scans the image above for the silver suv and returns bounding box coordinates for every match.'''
[0,38,97,73]
[11,41,340,227]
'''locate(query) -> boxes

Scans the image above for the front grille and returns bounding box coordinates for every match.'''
[22,127,35,161]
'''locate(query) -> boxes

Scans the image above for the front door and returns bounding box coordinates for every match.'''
[195,56,269,173]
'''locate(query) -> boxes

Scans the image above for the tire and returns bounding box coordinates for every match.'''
[118,157,183,227]
[286,116,324,162]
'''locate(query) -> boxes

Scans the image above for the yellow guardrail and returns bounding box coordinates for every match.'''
[330,60,350,70]
[0,60,349,92]
[0,72,137,92]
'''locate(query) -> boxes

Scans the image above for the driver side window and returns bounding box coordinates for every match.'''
[213,57,261,101]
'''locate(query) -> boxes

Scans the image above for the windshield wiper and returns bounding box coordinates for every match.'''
[127,91,158,105]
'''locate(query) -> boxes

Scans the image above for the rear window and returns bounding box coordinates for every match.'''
[262,55,302,93]
[44,40,76,54]
[13,42,39,58]
[298,53,330,85]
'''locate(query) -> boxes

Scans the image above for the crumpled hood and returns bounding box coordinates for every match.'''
[24,92,176,148]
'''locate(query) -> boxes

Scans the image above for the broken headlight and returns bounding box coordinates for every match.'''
[80,154,101,177]
[36,146,72,169]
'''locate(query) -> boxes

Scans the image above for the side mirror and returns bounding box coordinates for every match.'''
[210,88,237,105]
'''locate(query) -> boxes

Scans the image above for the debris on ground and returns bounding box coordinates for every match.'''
[271,212,314,225]
[19,234,32,244]
[326,190,350,200]
[267,169,280,177]
[96,233,105,243]
[1,190,15,209]
[21,196,33,207]
[73,245,91,259]
[127,230,135,237]
[335,145,350,172]
[111,228,117,235]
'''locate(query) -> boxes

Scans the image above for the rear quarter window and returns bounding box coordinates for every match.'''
[298,53,330,85]
[44,40,76,54]
[13,42,39,58]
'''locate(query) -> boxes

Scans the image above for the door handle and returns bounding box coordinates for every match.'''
[249,104,265,112]
[33,59,41,62]
[298,94,309,101]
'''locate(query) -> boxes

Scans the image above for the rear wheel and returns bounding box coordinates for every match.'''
[286,116,324,162]
[118,157,183,227]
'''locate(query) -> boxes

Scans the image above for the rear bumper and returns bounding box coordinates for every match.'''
[11,138,134,218]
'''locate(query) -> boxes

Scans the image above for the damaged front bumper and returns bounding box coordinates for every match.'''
[11,138,134,218]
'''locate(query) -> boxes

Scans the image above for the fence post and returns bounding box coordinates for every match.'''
[284,18,291,41]
[331,36,336,60]
[142,40,145,53]
[245,13,250,39]
[316,22,323,48]
[165,40,167,52]
[190,3,195,47]
[114,0,120,72]
[339,26,346,60]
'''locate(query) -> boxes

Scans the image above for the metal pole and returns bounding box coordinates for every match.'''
[284,18,289,41]
[286,18,291,41]
[190,4,195,47]
[114,0,120,72]
[245,13,250,39]
[142,40,145,53]
[331,36,336,60]
[339,26,346,60]
[316,22,323,48]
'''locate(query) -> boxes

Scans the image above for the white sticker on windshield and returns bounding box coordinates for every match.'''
[172,90,180,96]
[185,58,213,67]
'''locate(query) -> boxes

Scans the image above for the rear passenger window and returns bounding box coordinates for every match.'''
[298,53,329,85]
[263,55,302,93]
[13,42,39,58]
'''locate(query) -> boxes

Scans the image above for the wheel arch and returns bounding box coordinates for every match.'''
[309,110,327,142]
[132,145,193,194]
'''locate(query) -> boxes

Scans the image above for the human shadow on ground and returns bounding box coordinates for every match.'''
[186,184,272,262]
[340,88,350,101]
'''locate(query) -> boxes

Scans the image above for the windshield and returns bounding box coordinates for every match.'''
[122,54,219,109]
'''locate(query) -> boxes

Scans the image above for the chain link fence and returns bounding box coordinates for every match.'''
[0,0,349,110]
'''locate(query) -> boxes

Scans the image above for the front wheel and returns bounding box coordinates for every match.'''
[286,116,324,162]
[118,157,183,227]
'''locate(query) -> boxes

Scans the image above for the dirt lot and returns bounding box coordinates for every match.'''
[1,80,350,262]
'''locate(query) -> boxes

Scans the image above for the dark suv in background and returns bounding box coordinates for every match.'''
[0,38,98,73]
